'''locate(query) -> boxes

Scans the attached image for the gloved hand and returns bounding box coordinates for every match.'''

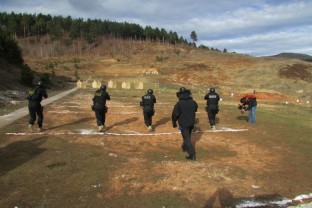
[173,123,177,128]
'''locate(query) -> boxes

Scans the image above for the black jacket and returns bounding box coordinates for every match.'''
[141,93,156,108]
[204,92,220,106]
[93,89,110,110]
[172,93,198,127]
[27,86,48,103]
[247,97,257,110]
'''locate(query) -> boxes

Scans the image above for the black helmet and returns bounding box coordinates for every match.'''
[147,89,153,94]
[100,84,106,90]
[179,87,186,93]
[209,88,215,92]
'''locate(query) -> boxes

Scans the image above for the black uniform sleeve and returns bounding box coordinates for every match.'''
[194,100,198,112]
[106,92,111,100]
[42,88,48,99]
[172,102,180,127]
[140,96,144,106]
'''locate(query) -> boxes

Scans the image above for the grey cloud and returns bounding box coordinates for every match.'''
[201,28,312,56]
[0,0,311,56]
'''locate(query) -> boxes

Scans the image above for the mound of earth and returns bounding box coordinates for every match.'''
[279,64,312,82]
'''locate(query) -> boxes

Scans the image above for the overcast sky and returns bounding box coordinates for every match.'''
[1,0,312,56]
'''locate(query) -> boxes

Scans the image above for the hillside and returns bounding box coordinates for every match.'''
[270,52,312,62]
[1,38,312,111]
[21,38,312,101]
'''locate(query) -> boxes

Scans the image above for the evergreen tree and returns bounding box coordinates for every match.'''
[190,31,198,43]
[20,64,34,87]
[0,33,23,65]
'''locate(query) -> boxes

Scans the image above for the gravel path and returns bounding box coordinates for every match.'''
[0,87,77,129]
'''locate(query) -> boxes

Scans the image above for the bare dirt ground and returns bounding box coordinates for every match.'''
[0,88,311,208]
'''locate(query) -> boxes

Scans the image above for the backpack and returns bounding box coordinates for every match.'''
[92,90,106,111]
[27,87,41,101]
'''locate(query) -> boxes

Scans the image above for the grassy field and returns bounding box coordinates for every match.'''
[0,87,311,207]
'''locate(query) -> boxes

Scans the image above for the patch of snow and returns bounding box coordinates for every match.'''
[6,127,248,136]
[80,129,95,135]
[48,110,78,114]
[109,153,118,157]
[294,193,312,201]
[251,185,261,189]
[110,112,137,115]
[236,193,312,208]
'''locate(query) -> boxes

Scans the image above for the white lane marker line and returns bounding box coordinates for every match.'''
[6,127,247,136]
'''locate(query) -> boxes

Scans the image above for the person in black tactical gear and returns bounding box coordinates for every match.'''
[172,87,198,161]
[176,87,192,99]
[92,84,110,132]
[204,87,220,131]
[27,80,48,132]
[140,88,156,132]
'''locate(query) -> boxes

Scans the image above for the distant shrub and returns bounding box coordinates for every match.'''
[0,33,24,66]
[73,57,80,63]
[45,61,57,70]
[174,49,181,56]
[198,44,209,49]
[20,64,34,87]
[155,56,169,62]
[74,69,80,80]
[63,65,70,71]
[40,73,52,88]
[74,63,79,69]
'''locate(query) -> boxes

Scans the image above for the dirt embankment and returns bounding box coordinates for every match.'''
[279,64,312,82]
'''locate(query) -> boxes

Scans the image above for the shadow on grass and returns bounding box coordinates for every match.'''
[153,116,171,129]
[193,127,204,158]
[201,115,220,125]
[0,137,47,177]
[47,117,94,130]
[106,117,139,131]
[216,117,220,124]
[236,115,248,122]
[203,187,284,208]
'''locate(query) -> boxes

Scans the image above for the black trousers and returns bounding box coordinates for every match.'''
[95,110,106,126]
[181,125,195,156]
[28,102,44,127]
[143,111,153,127]
[207,105,218,126]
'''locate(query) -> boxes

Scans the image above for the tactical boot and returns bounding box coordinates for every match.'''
[98,125,103,132]
[147,126,152,132]
[38,127,44,132]
[28,124,33,133]
[186,154,196,161]
[211,125,216,131]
